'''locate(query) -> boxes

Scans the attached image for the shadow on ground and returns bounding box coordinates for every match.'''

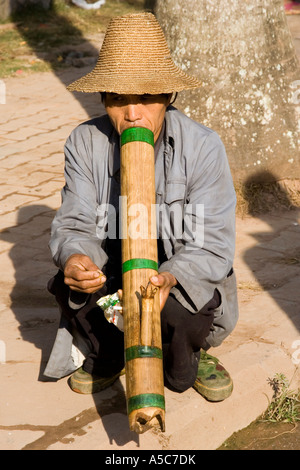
[11,2,105,118]
[219,169,300,451]
[0,203,140,447]
[241,170,300,334]
[0,205,59,376]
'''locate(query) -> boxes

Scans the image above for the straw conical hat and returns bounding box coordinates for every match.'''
[67,12,202,94]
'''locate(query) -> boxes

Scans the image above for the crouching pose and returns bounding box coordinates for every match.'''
[44,12,238,403]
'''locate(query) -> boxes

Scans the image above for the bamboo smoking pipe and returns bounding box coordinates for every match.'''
[120,127,165,434]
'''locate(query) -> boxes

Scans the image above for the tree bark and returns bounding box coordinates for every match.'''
[153,0,300,182]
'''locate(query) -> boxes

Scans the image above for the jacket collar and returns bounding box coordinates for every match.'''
[108,126,121,177]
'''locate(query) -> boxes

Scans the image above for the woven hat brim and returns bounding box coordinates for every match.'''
[67,67,202,94]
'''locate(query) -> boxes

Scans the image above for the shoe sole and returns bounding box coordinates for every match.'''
[193,379,233,402]
[69,373,121,394]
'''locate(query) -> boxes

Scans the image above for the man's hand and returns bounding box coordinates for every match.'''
[150,271,177,311]
[64,254,106,294]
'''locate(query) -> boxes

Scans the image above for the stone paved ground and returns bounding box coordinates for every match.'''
[0,17,299,451]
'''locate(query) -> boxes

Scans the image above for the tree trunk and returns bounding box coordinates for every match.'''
[152,0,300,182]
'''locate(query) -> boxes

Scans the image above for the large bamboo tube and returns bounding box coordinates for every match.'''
[120,127,165,434]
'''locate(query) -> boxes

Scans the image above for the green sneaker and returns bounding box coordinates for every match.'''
[69,367,124,394]
[193,351,233,402]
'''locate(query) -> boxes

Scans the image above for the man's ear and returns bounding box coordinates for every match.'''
[169,92,178,105]
[100,92,106,105]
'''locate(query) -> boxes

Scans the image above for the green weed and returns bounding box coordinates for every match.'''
[262,373,300,423]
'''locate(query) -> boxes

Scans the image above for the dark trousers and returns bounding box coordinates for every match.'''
[48,270,218,392]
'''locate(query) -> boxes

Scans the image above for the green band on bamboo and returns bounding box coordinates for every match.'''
[120,127,154,147]
[127,394,165,414]
[122,258,158,273]
[125,345,163,362]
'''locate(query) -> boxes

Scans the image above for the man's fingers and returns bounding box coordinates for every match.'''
[64,260,105,282]
[64,275,103,287]
[65,276,105,293]
[149,274,164,286]
[117,289,123,300]
[66,266,105,282]
[150,272,177,288]
[63,254,107,294]
[65,254,100,273]
[68,284,102,294]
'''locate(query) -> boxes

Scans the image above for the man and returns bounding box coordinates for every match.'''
[44,12,238,402]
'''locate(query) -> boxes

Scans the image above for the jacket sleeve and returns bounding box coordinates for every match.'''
[49,128,108,271]
[158,131,236,313]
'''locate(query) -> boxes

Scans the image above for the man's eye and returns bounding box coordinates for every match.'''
[141,94,153,102]
[108,94,125,104]
[113,95,124,102]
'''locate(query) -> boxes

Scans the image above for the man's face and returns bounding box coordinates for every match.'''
[104,93,171,143]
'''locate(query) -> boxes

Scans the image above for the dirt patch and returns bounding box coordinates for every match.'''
[218,419,300,450]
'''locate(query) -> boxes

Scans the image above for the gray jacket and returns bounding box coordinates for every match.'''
[44,107,238,379]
